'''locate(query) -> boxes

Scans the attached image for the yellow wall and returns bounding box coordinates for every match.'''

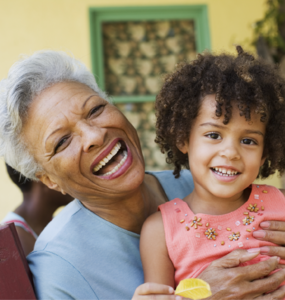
[1,0,279,220]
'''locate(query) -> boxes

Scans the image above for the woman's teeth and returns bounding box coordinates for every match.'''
[101,150,128,176]
[93,142,121,173]
[212,167,238,176]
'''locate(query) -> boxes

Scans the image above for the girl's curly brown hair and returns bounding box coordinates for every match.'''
[155,46,285,178]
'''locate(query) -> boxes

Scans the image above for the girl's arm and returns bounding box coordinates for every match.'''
[140,211,175,288]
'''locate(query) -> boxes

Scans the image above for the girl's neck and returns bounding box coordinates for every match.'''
[184,186,251,215]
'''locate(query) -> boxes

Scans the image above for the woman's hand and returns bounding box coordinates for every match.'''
[132,283,184,300]
[252,221,285,260]
[198,249,285,300]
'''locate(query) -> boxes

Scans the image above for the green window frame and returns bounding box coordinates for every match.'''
[89,5,211,103]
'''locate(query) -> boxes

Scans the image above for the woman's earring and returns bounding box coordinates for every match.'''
[61,189,66,195]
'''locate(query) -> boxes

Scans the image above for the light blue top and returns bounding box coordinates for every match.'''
[27,170,194,300]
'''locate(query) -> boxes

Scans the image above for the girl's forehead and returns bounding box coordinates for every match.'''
[198,95,266,132]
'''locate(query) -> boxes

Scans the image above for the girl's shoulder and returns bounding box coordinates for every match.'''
[140,211,166,255]
[143,210,163,229]
[141,199,184,244]
[253,183,285,199]
[279,189,285,197]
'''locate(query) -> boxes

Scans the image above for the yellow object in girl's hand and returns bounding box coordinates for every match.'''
[175,278,212,299]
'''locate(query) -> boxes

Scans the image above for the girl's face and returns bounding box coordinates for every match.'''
[179,94,266,200]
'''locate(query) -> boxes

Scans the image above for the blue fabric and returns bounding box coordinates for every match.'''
[27,170,194,300]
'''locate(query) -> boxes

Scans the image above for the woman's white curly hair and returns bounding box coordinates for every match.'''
[0,50,108,180]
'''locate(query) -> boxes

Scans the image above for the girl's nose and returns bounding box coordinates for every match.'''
[79,122,107,153]
[219,142,241,161]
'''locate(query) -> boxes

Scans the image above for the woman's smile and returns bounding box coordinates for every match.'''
[91,139,133,179]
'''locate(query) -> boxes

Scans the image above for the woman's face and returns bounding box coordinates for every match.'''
[22,82,145,202]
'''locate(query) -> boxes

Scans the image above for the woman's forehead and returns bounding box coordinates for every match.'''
[22,82,101,147]
[35,82,97,109]
[27,82,100,124]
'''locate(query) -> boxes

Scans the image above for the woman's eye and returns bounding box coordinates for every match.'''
[88,105,105,117]
[54,137,69,153]
[241,138,256,145]
[206,133,221,140]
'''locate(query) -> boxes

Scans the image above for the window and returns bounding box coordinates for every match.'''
[90,6,210,170]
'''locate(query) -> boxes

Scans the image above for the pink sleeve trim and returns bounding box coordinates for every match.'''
[4,220,37,239]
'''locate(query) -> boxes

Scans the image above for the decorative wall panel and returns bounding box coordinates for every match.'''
[115,102,171,171]
[103,20,197,97]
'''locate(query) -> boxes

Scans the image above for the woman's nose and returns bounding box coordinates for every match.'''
[219,142,241,161]
[79,122,107,153]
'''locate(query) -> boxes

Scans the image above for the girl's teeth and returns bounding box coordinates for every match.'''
[212,168,238,176]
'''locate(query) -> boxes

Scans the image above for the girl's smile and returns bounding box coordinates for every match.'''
[179,94,266,215]
[210,166,240,182]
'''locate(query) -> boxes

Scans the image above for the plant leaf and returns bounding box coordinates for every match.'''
[175,278,212,299]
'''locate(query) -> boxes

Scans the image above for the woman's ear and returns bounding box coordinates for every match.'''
[36,173,61,193]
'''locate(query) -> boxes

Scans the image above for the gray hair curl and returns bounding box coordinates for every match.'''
[0,50,108,180]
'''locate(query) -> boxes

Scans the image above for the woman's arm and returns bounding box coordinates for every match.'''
[198,249,285,300]
[140,211,175,287]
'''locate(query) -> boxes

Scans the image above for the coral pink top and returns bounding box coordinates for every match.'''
[159,184,285,287]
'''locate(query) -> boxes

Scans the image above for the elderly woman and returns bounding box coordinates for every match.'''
[1,51,285,300]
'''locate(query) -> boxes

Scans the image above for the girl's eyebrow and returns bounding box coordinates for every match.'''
[200,122,225,128]
[200,122,264,137]
[244,129,264,137]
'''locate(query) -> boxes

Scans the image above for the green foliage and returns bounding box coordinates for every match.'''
[253,0,285,58]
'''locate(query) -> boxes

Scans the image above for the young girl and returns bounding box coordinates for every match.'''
[140,46,285,290]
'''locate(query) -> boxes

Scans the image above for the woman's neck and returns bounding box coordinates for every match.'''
[82,174,168,234]
[184,186,251,216]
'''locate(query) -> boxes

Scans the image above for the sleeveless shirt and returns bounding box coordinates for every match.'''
[159,184,285,287]
[2,212,38,239]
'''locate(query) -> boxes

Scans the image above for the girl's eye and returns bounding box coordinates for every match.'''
[241,138,256,145]
[88,104,105,117]
[54,136,69,153]
[206,133,221,140]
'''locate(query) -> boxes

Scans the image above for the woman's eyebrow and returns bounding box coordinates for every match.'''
[45,127,63,147]
[44,95,98,147]
[81,94,97,109]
